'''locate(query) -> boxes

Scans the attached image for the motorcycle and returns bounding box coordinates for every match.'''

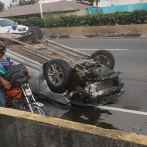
[0,62,48,116]
[5,75,49,116]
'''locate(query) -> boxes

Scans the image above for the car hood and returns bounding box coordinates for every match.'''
[3,25,28,29]
[0,25,28,33]
[0,27,8,33]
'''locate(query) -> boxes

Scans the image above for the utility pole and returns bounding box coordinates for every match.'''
[39,0,43,18]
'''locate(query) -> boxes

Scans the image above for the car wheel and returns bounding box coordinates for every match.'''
[27,26,43,40]
[44,59,72,93]
[90,50,115,69]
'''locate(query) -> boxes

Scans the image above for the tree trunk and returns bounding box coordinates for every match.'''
[96,0,98,14]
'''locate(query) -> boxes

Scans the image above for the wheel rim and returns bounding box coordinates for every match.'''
[48,64,64,86]
[33,106,46,116]
[94,55,110,67]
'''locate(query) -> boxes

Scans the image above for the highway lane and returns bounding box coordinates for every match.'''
[40,38,147,135]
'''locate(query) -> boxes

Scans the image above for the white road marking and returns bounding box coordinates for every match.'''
[96,106,147,116]
[74,49,128,51]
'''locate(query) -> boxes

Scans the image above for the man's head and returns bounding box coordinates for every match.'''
[12,22,18,30]
[0,41,6,57]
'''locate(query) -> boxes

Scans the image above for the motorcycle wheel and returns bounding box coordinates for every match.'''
[32,104,49,116]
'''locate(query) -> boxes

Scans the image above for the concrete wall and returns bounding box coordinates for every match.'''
[0,107,147,147]
[96,0,147,7]
[88,3,147,14]
[41,24,147,39]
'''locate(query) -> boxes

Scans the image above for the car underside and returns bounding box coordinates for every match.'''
[44,56,124,106]
[0,27,124,106]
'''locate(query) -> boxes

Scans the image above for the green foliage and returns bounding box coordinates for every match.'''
[19,0,39,6]
[0,1,5,12]
[12,0,39,6]
[43,12,55,27]
[12,17,44,28]
[10,10,147,28]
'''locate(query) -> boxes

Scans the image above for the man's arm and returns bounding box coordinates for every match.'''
[0,76,11,89]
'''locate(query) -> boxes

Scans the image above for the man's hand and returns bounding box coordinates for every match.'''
[1,79,11,89]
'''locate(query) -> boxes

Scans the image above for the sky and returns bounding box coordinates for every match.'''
[1,0,10,6]
[0,0,56,6]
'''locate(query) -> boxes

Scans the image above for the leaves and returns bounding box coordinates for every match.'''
[0,1,5,12]
[11,17,44,27]
[10,10,147,28]
[11,0,39,6]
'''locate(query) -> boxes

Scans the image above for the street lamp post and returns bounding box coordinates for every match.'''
[39,0,43,18]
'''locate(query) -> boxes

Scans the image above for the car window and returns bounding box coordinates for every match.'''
[0,19,14,27]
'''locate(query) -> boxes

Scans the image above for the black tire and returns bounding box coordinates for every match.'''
[44,59,72,93]
[32,104,49,116]
[90,50,115,69]
[27,26,43,40]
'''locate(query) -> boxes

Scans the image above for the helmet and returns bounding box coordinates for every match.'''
[12,22,18,30]
[12,22,18,27]
[0,41,6,55]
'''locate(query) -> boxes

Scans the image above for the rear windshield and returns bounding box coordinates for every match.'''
[0,19,14,27]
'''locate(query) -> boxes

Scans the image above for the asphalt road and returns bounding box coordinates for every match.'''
[40,38,147,135]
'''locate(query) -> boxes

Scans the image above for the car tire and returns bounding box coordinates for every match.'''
[44,59,72,93]
[27,26,43,40]
[90,50,115,69]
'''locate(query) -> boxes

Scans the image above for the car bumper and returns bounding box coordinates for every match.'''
[70,80,124,106]
[94,80,124,105]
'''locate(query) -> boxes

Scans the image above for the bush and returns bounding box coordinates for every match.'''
[11,17,45,27]
[11,10,147,28]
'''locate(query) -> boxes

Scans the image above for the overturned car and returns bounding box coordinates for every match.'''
[44,51,124,106]
[0,27,124,106]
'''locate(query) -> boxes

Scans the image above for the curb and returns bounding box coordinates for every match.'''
[44,33,147,39]
[1,108,147,147]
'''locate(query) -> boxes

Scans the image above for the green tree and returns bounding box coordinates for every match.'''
[6,3,13,9]
[12,0,19,3]
[0,1,5,12]
[19,0,27,5]
[19,0,39,6]
[28,0,39,4]
[12,0,19,6]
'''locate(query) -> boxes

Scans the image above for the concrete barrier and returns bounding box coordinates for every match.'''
[41,24,147,39]
[0,108,147,147]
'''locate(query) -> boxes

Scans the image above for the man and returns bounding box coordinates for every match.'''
[7,22,19,34]
[0,42,11,107]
